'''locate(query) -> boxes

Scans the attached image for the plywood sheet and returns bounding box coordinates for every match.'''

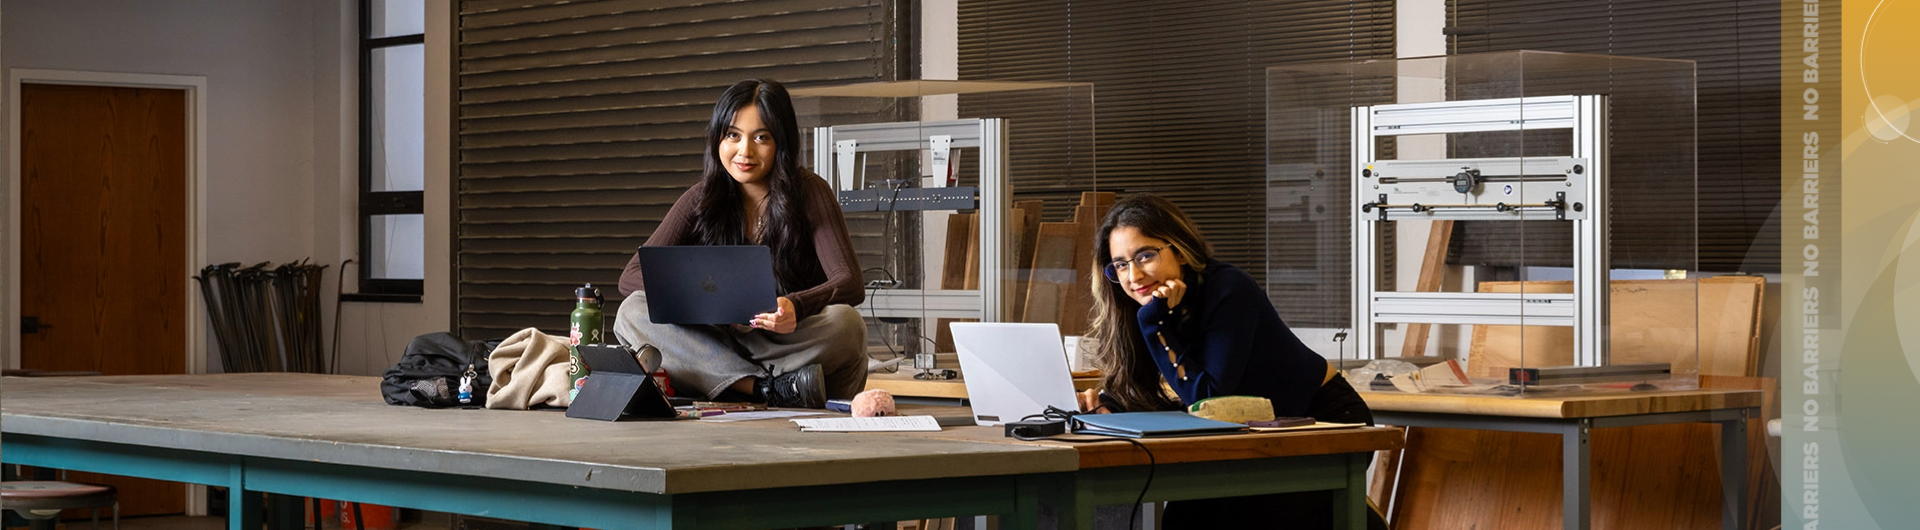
[1364,388,1761,419]
[1055,192,1113,337]
[1399,220,1455,358]
[941,213,974,291]
[1021,222,1080,325]
[1007,200,1045,322]
[1467,276,1765,378]
[962,213,982,291]
[932,317,976,354]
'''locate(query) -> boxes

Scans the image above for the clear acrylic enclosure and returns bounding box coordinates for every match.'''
[1267,51,1699,396]
[792,80,1098,375]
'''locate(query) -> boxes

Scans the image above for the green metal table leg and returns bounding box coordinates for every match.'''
[1014,472,1075,530]
[1331,453,1366,530]
[269,493,303,530]
[229,466,262,530]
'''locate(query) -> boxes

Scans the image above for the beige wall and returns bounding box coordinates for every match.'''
[1,0,448,375]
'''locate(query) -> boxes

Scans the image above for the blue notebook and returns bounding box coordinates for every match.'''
[1070,411,1248,438]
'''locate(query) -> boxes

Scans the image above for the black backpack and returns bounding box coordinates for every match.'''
[381,333,497,408]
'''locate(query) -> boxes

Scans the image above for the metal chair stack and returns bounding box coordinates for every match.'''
[194,260,330,373]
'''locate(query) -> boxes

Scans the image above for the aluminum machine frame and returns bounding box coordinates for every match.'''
[813,119,1010,322]
[1352,95,1611,367]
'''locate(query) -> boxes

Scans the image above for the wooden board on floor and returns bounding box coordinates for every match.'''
[1021,222,1080,325]
[1467,276,1766,378]
[1399,220,1455,357]
[1057,204,1100,337]
[1368,426,1408,513]
[941,212,974,290]
[1055,192,1113,337]
[962,212,982,291]
[1006,200,1044,322]
[935,213,979,353]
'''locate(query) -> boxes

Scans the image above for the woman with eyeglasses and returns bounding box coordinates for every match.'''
[1078,193,1381,529]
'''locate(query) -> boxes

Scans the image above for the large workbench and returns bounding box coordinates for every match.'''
[1363,387,1763,530]
[2,374,1401,530]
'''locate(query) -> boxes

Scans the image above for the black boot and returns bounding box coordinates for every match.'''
[758,364,827,409]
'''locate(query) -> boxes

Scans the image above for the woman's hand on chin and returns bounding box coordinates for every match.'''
[1076,389,1110,414]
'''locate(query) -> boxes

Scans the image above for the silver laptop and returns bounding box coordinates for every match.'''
[950,322,1081,426]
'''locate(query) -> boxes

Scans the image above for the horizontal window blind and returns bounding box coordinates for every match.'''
[456,0,896,339]
[958,0,1396,328]
[1446,0,1780,273]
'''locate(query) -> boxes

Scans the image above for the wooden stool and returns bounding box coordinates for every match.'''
[1,481,119,530]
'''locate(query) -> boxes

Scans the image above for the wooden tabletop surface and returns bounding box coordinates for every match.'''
[1359,387,1763,419]
[896,421,1406,468]
[5,374,1405,493]
[1,374,1075,495]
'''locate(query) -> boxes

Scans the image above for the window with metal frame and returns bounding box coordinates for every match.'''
[355,0,427,302]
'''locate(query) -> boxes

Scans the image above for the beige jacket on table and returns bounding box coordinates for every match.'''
[485,327,575,409]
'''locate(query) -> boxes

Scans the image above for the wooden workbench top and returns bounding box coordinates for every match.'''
[1359,387,1763,419]
[902,423,1405,468]
[1,374,1078,495]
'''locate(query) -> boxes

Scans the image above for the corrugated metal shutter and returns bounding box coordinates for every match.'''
[1445,0,1780,273]
[958,0,1397,328]
[455,0,898,338]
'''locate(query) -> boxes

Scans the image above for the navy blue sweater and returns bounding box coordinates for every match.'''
[1136,260,1329,417]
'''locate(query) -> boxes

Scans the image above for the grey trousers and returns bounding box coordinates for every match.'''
[613,292,869,400]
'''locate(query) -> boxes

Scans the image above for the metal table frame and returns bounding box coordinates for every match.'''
[5,432,1033,530]
[1039,453,1373,530]
[4,432,1376,530]
[1372,406,1754,530]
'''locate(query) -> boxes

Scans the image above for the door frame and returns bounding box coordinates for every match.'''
[5,69,209,375]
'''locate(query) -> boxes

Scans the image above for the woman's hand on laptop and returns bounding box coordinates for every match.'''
[750,297,798,334]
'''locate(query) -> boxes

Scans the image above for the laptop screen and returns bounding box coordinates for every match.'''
[634,246,778,325]
[950,322,1082,426]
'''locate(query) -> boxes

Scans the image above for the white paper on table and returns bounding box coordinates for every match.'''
[790,415,942,432]
[699,410,825,422]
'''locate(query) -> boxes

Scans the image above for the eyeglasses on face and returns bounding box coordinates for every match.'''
[1102,246,1165,283]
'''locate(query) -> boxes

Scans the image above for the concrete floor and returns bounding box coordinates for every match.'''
[44,514,453,530]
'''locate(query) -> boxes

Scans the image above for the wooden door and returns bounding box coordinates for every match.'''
[20,82,189,516]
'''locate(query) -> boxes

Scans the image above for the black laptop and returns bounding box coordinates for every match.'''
[634,245,778,325]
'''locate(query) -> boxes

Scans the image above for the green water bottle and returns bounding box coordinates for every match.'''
[568,284,604,400]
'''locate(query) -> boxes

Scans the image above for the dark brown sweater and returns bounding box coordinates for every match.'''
[617,174,863,320]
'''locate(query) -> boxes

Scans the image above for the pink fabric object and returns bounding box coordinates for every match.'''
[851,388,896,417]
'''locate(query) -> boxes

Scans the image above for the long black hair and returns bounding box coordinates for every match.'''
[685,79,820,293]
[1086,193,1216,412]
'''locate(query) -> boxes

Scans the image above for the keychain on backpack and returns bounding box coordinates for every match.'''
[458,365,477,405]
